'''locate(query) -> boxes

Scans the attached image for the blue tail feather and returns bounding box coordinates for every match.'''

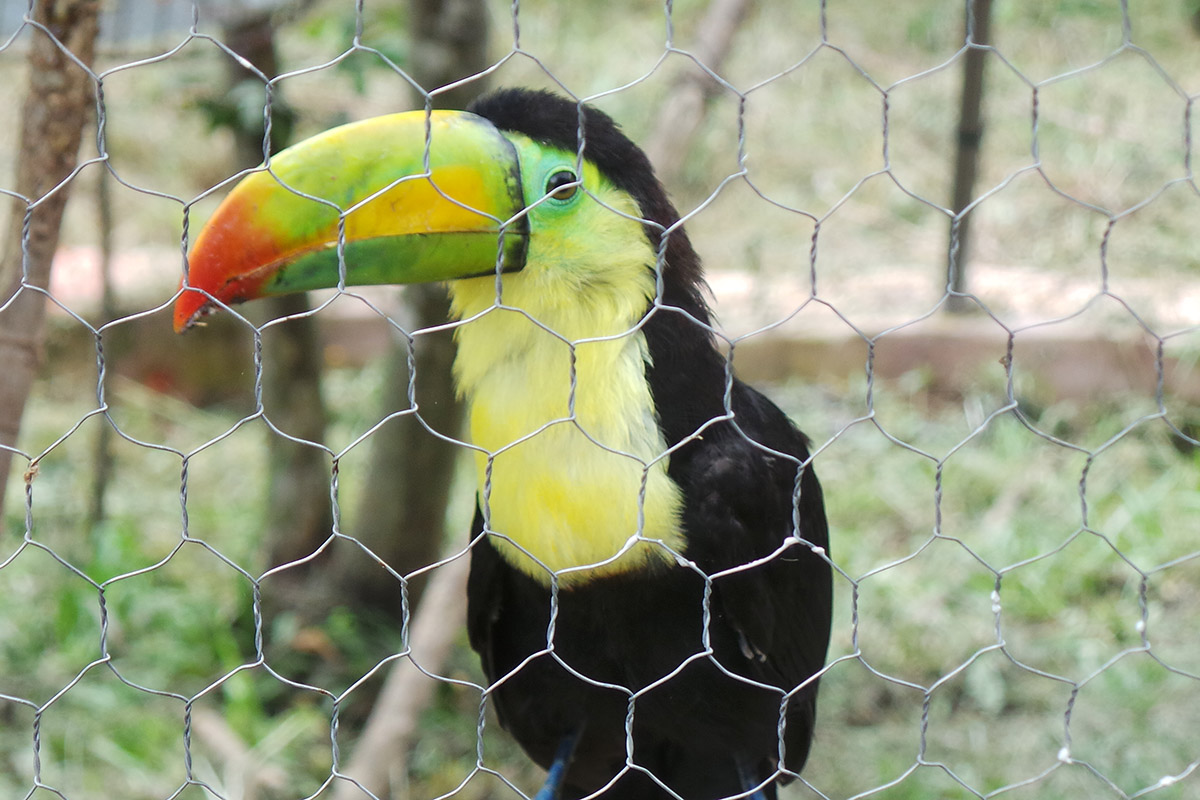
[533,731,580,800]
[736,758,769,800]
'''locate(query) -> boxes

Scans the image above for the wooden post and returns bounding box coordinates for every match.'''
[946,0,992,314]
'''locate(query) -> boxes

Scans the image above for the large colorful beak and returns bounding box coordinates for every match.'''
[174,110,527,332]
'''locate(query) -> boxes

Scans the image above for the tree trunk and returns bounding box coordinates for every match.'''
[0,0,100,524]
[214,10,336,618]
[338,0,490,614]
[326,2,490,794]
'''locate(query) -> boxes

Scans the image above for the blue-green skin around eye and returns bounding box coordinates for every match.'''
[506,133,588,219]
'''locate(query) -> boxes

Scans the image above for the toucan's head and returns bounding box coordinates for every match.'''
[174,88,704,333]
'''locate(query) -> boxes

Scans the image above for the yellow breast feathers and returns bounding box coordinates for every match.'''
[448,193,686,583]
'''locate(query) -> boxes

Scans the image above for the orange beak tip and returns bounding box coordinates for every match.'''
[173,287,216,334]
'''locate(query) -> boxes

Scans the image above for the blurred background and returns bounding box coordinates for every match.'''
[1,1,1198,798]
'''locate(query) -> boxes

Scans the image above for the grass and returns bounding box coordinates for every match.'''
[3,361,1198,799]
[775,371,1200,799]
[2,0,1200,798]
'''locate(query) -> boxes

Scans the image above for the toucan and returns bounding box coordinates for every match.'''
[175,88,832,800]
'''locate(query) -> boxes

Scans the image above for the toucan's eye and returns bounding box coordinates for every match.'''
[545,169,579,201]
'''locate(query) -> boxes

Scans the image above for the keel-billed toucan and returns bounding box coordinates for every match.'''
[176,88,832,800]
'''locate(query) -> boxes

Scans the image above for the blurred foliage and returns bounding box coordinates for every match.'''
[194,78,297,152]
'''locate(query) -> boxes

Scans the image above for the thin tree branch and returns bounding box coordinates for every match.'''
[644,0,755,182]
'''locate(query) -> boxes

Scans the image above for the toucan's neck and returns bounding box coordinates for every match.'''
[447,267,687,584]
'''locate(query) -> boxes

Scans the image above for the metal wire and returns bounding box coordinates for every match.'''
[1,1,1198,799]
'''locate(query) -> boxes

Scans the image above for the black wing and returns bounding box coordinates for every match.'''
[670,378,833,775]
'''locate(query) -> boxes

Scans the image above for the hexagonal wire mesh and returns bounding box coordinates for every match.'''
[1,0,1199,799]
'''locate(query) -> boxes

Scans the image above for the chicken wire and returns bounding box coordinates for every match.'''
[1,1,1199,799]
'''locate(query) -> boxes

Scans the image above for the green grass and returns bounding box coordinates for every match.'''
[775,370,1200,799]
[3,362,1198,799]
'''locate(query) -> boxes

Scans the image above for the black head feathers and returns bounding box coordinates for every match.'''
[468,88,707,305]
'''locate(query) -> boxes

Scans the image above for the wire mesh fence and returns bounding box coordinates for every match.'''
[1,1,1199,798]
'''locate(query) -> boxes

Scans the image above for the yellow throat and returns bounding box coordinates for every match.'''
[448,159,685,584]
